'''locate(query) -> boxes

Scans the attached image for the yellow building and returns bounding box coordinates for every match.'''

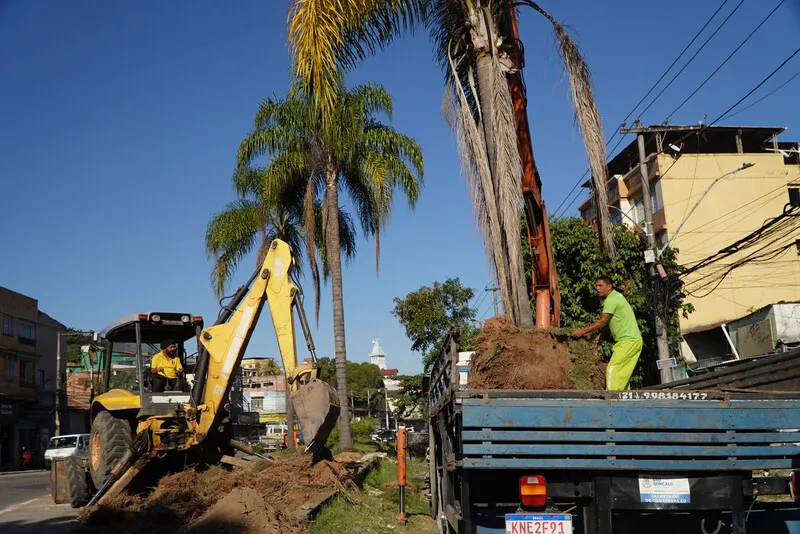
[580,125,800,360]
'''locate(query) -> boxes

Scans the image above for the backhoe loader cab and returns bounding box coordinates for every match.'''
[96,312,203,409]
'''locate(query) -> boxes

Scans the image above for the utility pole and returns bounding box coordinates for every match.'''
[620,124,671,384]
[486,286,500,317]
[285,381,295,450]
[55,332,62,436]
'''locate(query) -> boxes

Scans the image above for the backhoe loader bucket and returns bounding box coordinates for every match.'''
[291,378,340,453]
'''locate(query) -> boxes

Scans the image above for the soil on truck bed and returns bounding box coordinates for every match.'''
[467,316,606,390]
[75,453,357,534]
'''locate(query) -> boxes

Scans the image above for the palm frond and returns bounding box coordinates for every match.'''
[519,0,615,259]
[304,175,322,324]
[349,82,394,121]
[442,69,514,321]
[205,199,261,298]
[238,128,303,169]
[288,0,426,120]
[231,165,266,198]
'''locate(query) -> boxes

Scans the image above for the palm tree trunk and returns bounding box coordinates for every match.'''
[471,7,533,327]
[325,168,354,451]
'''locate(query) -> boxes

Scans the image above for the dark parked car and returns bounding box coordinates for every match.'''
[370,428,397,443]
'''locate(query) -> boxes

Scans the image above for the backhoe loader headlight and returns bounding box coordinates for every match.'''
[152,314,161,322]
[181,315,190,323]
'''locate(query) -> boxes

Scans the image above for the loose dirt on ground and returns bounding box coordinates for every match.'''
[467,316,606,390]
[75,453,358,534]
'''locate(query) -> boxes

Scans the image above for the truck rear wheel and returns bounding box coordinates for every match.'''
[64,456,90,508]
[89,410,132,489]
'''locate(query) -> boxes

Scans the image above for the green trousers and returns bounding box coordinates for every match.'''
[606,340,643,390]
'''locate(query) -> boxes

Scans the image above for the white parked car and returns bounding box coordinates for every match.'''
[44,434,90,468]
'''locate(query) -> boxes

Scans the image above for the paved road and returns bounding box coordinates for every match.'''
[0,471,49,510]
[0,471,77,534]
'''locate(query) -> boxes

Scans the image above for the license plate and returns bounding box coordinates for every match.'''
[505,514,572,534]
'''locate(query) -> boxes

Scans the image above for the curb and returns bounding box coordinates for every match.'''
[0,469,48,476]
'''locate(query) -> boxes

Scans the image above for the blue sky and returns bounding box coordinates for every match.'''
[2,1,799,374]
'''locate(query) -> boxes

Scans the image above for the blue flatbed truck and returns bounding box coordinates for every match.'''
[426,330,800,534]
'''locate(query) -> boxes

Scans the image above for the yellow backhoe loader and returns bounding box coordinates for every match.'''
[50,239,340,508]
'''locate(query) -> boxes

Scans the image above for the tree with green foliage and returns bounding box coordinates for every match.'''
[238,82,423,451]
[346,361,385,402]
[65,328,104,365]
[256,358,281,376]
[316,357,337,386]
[205,165,358,299]
[390,374,427,420]
[526,217,692,385]
[315,358,384,403]
[392,278,479,370]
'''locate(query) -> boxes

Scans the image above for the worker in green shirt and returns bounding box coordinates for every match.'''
[570,277,643,390]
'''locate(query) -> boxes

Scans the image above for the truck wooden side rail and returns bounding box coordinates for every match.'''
[427,328,800,534]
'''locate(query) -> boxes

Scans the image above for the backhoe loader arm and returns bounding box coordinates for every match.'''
[191,239,338,449]
[194,240,306,434]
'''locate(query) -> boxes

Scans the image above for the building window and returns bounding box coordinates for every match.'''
[632,193,645,226]
[789,187,800,209]
[251,398,263,411]
[2,315,11,336]
[610,208,623,225]
[651,181,664,213]
[4,358,15,381]
[18,320,36,341]
[37,369,45,388]
[20,360,34,384]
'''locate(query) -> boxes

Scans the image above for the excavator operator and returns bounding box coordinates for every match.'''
[150,339,183,392]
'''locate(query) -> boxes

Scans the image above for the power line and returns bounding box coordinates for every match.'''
[720,68,800,120]
[612,44,800,190]
[665,0,785,121]
[624,0,734,127]
[635,0,746,121]
[714,45,800,122]
[551,0,735,218]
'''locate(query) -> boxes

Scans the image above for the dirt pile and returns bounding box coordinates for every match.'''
[467,316,606,390]
[77,453,357,534]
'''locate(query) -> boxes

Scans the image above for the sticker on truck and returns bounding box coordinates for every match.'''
[615,391,717,400]
[638,477,691,504]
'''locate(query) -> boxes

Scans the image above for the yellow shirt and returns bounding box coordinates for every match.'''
[151,350,183,379]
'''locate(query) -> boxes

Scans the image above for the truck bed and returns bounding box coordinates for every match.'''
[426,330,800,533]
[456,389,800,471]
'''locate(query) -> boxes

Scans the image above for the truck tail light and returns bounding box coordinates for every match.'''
[520,475,547,509]
[790,471,800,502]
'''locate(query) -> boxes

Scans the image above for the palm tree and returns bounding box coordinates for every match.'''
[257,358,281,376]
[237,83,423,450]
[205,164,357,299]
[288,0,616,325]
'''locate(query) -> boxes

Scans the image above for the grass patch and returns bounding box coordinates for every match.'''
[311,457,432,534]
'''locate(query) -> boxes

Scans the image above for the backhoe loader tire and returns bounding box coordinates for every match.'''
[89,410,133,489]
[64,456,90,508]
